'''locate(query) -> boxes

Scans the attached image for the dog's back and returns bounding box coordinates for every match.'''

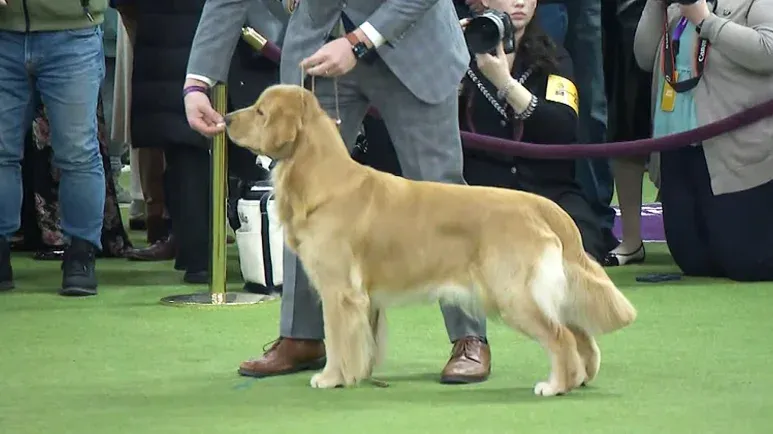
[344,173,636,337]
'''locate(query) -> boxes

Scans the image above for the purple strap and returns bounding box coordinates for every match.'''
[672,17,689,41]
[183,85,209,98]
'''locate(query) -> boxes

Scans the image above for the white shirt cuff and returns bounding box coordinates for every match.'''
[359,21,386,48]
[186,74,216,87]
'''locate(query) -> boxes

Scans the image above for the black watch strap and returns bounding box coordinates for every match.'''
[345,33,370,59]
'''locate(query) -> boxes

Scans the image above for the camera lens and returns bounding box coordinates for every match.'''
[465,13,505,55]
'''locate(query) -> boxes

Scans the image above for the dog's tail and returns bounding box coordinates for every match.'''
[562,252,637,336]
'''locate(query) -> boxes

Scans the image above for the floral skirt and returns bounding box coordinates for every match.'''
[13,94,132,257]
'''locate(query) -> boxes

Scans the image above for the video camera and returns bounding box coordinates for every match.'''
[464,9,516,56]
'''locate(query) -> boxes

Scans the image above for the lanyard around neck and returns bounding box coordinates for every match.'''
[661,11,709,93]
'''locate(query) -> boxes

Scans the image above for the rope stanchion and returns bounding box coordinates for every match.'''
[160,84,269,307]
[256,34,773,157]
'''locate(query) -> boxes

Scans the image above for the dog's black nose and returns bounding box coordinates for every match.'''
[223,115,233,126]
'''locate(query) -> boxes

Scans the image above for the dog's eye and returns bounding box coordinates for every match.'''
[256,108,264,116]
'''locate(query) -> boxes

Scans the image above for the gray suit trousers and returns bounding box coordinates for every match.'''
[279,59,486,342]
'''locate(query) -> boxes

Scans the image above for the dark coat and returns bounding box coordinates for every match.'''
[602,0,653,142]
[129,0,279,150]
[130,0,209,149]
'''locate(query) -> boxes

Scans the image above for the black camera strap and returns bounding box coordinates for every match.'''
[80,0,94,22]
[661,4,709,93]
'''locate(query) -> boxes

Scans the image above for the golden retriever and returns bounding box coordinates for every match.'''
[224,84,637,396]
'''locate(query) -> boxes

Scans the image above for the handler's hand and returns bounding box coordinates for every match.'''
[300,38,357,77]
[474,43,512,90]
[460,18,471,31]
[183,80,224,138]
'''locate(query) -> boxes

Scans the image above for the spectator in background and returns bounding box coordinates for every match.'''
[110,14,147,230]
[461,0,608,263]
[14,95,132,260]
[115,0,274,283]
[1,0,107,296]
[536,1,568,45]
[114,0,210,282]
[465,0,618,253]
[115,1,174,258]
[634,0,773,281]
[564,0,619,254]
[602,0,653,266]
[101,6,131,204]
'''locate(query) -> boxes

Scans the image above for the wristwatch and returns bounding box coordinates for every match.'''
[345,32,370,60]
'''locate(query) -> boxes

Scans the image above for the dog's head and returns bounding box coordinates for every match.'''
[224,84,319,160]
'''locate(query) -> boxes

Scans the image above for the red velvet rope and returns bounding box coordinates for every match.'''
[259,41,773,159]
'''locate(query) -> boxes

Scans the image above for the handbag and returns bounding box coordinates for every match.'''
[234,170,284,294]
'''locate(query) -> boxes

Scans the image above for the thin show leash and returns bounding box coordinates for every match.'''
[300,69,343,128]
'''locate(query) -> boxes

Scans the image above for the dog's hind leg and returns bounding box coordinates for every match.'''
[503,302,584,396]
[567,325,600,386]
[498,246,585,396]
[311,286,376,389]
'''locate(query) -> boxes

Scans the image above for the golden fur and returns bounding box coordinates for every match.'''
[224,84,637,396]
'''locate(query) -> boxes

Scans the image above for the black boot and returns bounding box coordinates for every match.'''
[0,238,13,292]
[60,237,98,297]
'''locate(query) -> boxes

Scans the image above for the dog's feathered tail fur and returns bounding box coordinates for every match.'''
[562,252,637,336]
[529,203,637,337]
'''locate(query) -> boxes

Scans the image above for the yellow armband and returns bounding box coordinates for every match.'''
[545,75,579,115]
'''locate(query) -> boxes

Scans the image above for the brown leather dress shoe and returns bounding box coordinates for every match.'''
[440,337,491,384]
[238,338,326,378]
[125,236,176,261]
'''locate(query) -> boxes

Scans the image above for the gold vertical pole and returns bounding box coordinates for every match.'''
[160,83,272,307]
[210,83,229,299]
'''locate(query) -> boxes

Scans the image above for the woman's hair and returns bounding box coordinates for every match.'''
[516,19,560,76]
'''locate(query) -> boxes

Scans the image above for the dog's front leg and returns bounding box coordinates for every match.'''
[310,298,345,389]
[310,288,376,389]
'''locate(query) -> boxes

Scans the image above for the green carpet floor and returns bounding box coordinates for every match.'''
[2,178,772,433]
[2,244,772,434]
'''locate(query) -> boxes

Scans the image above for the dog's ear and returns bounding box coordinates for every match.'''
[258,90,305,159]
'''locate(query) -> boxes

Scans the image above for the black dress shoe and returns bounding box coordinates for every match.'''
[183,270,209,284]
[0,238,14,292]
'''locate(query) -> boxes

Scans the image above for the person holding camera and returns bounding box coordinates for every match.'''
[460,0,608,262]
[633,0,773,281]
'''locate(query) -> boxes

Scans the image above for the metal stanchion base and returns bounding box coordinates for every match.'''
[160,292,278,307]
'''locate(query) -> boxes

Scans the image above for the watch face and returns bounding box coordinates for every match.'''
[353,43,369,58]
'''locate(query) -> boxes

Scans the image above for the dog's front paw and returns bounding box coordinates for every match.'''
[533,381,565,397]
[310,372,344,389]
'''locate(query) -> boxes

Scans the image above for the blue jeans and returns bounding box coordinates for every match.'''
[564,0,616,231]
[0,28,106,249]
[536,4,568,46]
